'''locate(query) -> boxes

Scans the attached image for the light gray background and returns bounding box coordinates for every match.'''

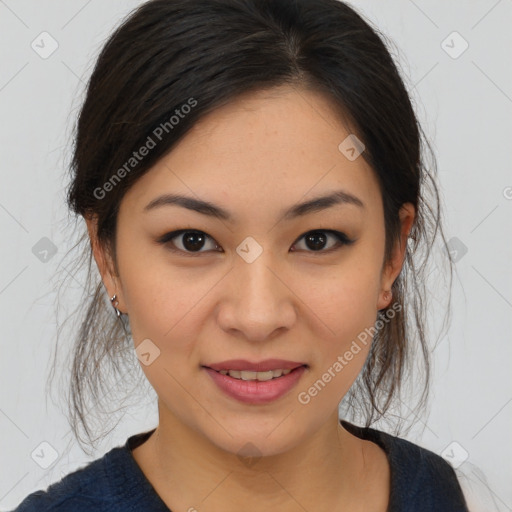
[1,1,511,510]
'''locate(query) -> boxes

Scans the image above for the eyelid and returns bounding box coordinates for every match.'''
[291,229,355,253]
[157,228,355,255]
[157,229,221,255]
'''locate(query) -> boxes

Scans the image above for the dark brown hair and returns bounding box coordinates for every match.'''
[50,0,453,453]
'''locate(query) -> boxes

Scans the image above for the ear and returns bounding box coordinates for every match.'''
[376,202,415,310]
[85,215,125,311]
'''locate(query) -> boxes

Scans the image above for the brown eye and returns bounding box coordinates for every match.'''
[157,228,354,256]
[158,230,220,254]
[291,230,354,253]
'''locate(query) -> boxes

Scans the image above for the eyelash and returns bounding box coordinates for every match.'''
[156,229,355,256]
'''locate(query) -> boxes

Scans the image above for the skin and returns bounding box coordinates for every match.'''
[86,84,414,511]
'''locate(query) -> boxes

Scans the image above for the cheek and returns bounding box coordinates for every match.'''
[125,271,207,348]
[115,228,208,341]
[302,284,376,385]
[290,252,381,397]
[294,286,377,412]
[294,253,381,339]
[121,264,225,394]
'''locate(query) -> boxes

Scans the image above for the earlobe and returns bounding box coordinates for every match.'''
[377,288,393,311]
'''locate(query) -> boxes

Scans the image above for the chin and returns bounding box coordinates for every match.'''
[197,416,310,461]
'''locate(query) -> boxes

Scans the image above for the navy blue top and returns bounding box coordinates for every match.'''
[11,420,469,511]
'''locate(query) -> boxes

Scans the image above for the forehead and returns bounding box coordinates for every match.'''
[121,86,382,221]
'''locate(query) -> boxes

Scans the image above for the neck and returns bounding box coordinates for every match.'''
[134,404,370,511]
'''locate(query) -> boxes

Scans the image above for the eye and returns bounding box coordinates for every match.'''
[291,230,355,253]
[157,229,355,256]
[158,229,221,255]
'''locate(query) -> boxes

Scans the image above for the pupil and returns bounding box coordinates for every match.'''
[180,231,328,252]
[183,232,205,251]
[306,232,327,251]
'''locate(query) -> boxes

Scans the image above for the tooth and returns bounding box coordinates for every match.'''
[256,371,274,381]
[240,371,257,381]
[222,368,296,380]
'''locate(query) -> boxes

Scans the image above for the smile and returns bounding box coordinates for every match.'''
[203,364,308,404]
[216,369,293,380]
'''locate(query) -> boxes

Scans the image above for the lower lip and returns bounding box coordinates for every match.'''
[203,366,307,404]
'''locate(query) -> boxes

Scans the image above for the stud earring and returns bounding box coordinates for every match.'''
[110,293,122,318]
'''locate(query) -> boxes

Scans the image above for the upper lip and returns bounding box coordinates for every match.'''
[204,359,307,372]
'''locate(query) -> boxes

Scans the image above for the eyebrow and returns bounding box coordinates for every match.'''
[143,189,365,221]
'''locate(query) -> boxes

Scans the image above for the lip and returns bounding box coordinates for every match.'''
[204,359,307,372]
[203,365,307,404]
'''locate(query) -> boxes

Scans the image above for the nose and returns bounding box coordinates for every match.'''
[216,250,297,342]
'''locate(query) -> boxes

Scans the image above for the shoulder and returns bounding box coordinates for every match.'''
[383,431,466,494]
[341,420,470,511]
[10,446,125,512]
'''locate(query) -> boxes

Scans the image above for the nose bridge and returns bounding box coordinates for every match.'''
[220,239,295,339]
[234,239,283,306]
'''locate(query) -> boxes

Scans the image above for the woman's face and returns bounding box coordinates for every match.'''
[88,85,413,457]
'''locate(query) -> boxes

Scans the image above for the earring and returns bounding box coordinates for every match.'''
[110,293,122,318]
[384,290,392,302]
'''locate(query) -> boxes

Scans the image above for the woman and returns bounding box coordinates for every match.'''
[12,0,469,510]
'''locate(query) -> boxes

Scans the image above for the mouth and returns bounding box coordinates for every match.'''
[201,360,309,404]
[219,369,292,382]
[202,359,308,379]
[205,366,307,381]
